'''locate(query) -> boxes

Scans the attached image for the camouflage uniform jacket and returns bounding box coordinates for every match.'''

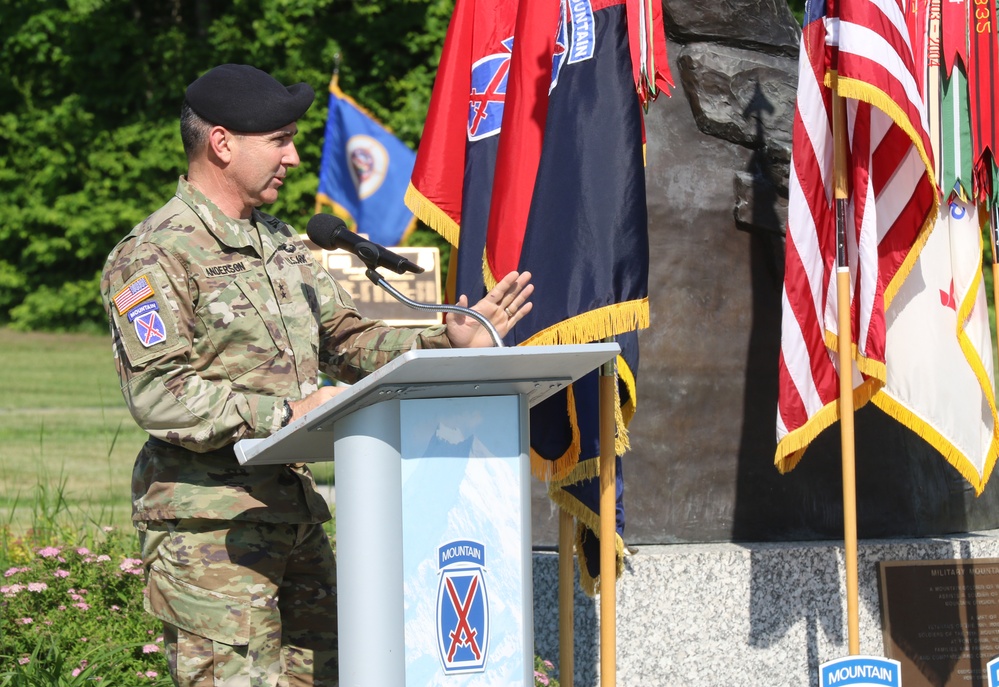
[101,177,451,525]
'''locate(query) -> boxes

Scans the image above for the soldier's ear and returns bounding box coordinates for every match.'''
[208,126,233,163]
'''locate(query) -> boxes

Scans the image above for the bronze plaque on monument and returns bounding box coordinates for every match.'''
[879,558,999,686]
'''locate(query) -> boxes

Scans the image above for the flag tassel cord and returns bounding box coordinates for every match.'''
[832,82,861,656]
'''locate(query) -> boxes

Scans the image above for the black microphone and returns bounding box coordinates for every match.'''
[306,214,424,275]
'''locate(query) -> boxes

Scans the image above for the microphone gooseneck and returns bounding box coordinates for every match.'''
[305,214,504,347]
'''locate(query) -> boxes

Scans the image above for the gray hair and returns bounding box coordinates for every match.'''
[180,101,213,161]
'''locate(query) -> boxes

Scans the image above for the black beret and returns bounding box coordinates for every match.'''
[185,64,315,132]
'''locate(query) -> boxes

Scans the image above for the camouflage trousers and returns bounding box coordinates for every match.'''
[138,519,338,687]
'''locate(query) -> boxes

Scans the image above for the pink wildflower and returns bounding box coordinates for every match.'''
[76,547,91,555]
[18,657,30,665]
[4,566,22,578]
[120,558,143,574]
[96,554,111,562]
[111,604,121,611]
[145,671,158,678]
[18,617,32,624]
[37,546,60,558]
[142,644,160,653]
[72,668,82,677]
[53,569,70,578]
[73,602,91,610]
[27,582,48,592]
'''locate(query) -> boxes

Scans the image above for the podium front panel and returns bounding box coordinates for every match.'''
[400,395,531,685]
[334,394,533,686]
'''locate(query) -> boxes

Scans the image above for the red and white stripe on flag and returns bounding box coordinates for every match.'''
[775,0,938,473]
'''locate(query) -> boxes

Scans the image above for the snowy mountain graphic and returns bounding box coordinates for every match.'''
[422,422,494,459]
[399,396,527,686]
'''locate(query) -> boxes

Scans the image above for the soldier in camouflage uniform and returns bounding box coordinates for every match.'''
[100,64,533,687]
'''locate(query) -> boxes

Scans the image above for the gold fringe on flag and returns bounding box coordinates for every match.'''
[404,183,461,247]
[574,523,625,598]
[538,350,638,595]
[521,299,649,347]
[543,362,631,596]
[870,224,999,494]
[775,378,881,474]
[521,301,647,480]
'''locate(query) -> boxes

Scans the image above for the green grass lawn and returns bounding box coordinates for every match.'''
[0,328,145,532]
[0,327,335,535]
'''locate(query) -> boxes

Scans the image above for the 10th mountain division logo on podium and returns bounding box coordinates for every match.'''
[436,540,489,674]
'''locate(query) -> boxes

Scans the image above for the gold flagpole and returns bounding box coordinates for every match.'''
[832,82,861,655]
[599,349,617,686]
[559,510,575,687]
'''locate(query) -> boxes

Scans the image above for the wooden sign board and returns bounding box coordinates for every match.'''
[302,239,442,326]
[879,558,999,686]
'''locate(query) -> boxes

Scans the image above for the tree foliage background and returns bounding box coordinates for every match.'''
[0,0,453,332]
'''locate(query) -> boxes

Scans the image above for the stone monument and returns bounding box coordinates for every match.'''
[529,1,999,684]
[531,0,999,549]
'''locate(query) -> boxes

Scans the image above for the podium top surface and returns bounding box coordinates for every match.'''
[235,342,619,466]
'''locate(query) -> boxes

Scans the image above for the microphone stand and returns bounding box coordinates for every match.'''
[363,268,505,348]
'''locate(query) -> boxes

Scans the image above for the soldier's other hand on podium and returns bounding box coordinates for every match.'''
[447,270,534,348]
[286,386,347,425]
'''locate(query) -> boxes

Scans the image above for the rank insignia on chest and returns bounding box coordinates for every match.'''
[113,275,155,315]
[133,311,167,348]
[436,540,489,674]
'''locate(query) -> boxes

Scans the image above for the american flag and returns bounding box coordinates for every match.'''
[775,0,938,472]
[112,275,154,316]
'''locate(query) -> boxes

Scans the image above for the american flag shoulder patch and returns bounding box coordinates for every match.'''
[113,275,155,316]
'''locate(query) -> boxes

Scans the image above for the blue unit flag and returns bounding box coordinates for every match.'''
[316,75,417,246]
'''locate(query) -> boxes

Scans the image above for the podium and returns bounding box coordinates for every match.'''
[235,343,619,686]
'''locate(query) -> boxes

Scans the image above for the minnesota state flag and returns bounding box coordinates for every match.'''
[317,74,416,246]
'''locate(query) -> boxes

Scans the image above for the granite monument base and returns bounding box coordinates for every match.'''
[532,530,999,686]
